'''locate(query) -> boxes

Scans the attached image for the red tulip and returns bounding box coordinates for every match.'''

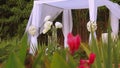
[78,53,96,68]
[78,64,90,68]
[78,65,85,68]
[75,35,81,50]
[67,33,81,55]
[88,53,96,65]
[80,59,89,65]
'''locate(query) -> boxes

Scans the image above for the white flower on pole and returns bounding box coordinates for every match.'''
[87,21,97,32]
[44,21,53,28]
[28,25,37,36]
[55,22,63,29]
[42,27,51,34]
[42,29,48,34]
[42,20,53,34]
[44,15,51,22]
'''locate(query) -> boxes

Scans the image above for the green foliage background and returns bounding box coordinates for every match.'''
[0,0,33,39]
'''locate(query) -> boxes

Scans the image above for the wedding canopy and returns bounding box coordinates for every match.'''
[26,0,120,55]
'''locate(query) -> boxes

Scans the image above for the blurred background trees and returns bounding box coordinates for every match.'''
[0,0,33,40]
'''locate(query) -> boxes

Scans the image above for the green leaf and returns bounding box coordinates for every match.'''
[100,42,107,68]
[90,31,102,68]
[81,43,91,56]
[51,52,70,68]
[17,33,28,64]
[113,45,118,68]
[32,50,43,68]
[68,54,77,68]
[106,18,112,68]
[44,57,51,68]
[4,52,25,68]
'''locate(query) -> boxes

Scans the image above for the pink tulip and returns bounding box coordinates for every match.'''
[67,33,81,55]
[88,53,96,65]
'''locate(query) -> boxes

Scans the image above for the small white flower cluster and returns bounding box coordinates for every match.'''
[102,32,118,43]
[42,15,63,34]
[87,21,97,32]
[111,32,118,42]
[28,25,37,36]
[45,48,48,55]
[102,33,108,44]
[43,16,53,34]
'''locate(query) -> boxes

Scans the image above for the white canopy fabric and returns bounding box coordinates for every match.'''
[26,0,120,55]
[88,0,97,44]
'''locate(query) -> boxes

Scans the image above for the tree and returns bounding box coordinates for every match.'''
[0,0,33,39]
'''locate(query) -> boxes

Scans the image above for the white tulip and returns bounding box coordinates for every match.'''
[42,29,49,34]
[102,32,118,44]
[44,21,53,28]
[43,21,53,34]
[102,33,108,44]
[28,25,37,36]
[55,22,63,28]
[111,32,118,42]
[44,15,51,22]
[46,26,51,30]
[42,26,51,34]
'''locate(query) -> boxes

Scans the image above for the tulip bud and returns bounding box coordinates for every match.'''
[44,21,53,28]
[44,15,51,22]
[55,22,63,28]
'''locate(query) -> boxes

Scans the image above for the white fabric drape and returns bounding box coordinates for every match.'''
[104,0,120,19]
[34,0,66,4]
[104,1,120,35]
[26,1,63,55]
[62,9,73,48]
[88,0,97,44]
[110,12,119,35]
[39,4,63,34]
[28,3,42,55]
[29,36,38,55]
[32,4,42,36]
[42,0,104,9]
